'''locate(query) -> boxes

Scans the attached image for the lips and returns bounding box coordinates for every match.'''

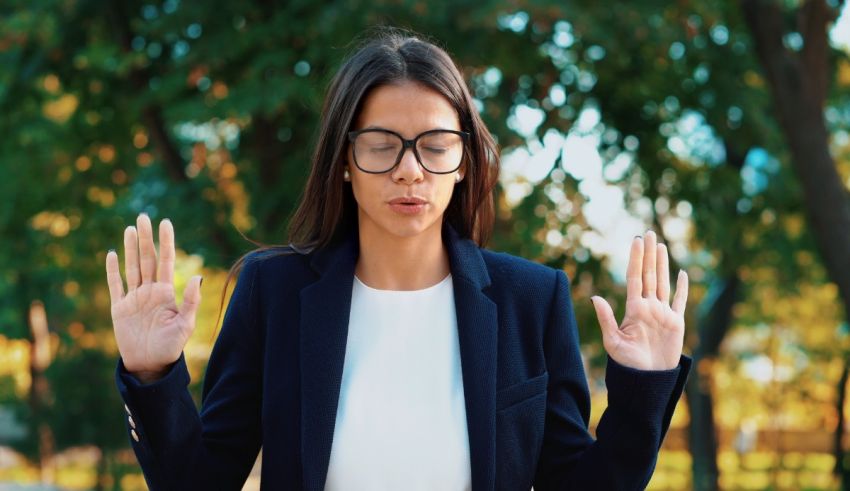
[388,197,428,215]
[388,197,428,205]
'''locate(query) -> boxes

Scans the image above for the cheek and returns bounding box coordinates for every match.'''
[349,179,370,209]
[434,178,458,209]
[349,175,386,213]
[346,151,376,209]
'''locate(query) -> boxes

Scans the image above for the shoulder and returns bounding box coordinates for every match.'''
[479,248,567,298]
[475,249,573,330]
[239,245,316,287]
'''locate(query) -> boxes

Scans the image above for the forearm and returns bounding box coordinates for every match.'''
[535,354,691,491]
[116,354,260,490]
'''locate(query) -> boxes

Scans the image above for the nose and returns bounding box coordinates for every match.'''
[391,147,425,184]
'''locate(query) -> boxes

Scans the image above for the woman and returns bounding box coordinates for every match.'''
[106,28,691,491]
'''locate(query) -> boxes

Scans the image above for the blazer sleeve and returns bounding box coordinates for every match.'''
[533,269,692,491]
[114,255,264,490]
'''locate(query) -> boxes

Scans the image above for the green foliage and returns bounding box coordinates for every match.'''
[1,0,845,485]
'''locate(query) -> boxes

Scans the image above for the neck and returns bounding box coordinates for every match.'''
[355,220,450,291]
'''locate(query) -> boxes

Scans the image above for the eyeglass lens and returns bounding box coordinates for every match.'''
[352,130,463,173]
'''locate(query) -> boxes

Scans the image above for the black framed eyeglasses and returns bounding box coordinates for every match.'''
[347,128,470,174]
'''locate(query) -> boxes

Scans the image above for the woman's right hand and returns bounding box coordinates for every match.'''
[105,213,203,384]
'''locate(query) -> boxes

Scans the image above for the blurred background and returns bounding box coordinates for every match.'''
[2,0,850,489]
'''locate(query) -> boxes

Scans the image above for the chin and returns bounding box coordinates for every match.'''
[361,209,443,240]
[381,218,435,238]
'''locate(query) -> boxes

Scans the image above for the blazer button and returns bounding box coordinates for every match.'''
[128,415,136,429]
[131,429,139,442]
[124,403,131,416]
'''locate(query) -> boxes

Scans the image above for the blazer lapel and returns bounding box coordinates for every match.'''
[299,232,358,491]
[444,223,498,491]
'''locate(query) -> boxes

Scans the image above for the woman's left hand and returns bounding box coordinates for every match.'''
[590,231,688,371]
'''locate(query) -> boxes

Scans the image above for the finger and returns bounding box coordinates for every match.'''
[626,236,643,300]
[672,270,689,315]
[179,275,203,325]
[657,243,670,304]
[105,250,125,304]
[591,296,620,339]
[124,225,141,291]
[159,218,175,285]
[643,230,657,298]
[137,213,157,284]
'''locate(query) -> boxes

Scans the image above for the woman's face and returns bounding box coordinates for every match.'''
[346,81,464,242]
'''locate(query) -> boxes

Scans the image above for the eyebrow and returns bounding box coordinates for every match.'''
[359,125,458,133]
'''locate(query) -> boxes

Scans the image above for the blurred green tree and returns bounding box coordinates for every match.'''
[2,0,849,489]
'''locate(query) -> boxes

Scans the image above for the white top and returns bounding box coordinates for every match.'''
[324,273,472,491]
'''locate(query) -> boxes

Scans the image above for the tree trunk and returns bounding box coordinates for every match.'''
[687,373,720,491]
[741,0,850,484]
[740,0,850,330]
[29,299,55,483]
[687,275,741,491]
[836,359,850,487]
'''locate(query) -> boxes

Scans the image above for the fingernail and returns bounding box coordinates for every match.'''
[634,235,642,240]
[140,211,148,216]
[199,277,203,288]
[589,297,595,307]
[108,248,115,253]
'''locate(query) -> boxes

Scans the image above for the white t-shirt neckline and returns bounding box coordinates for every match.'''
[353,273,452,293]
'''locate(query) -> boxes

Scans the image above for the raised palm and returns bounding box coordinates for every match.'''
[105,214,203,381]
[590,231,688,371]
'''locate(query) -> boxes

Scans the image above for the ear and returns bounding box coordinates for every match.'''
[456,154,469,183]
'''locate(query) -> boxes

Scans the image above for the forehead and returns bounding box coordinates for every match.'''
[353,81,461,137]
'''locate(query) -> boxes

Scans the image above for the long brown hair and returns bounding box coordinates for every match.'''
[214,27,501,335]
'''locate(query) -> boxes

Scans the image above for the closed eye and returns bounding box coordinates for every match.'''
[368,146,398,153]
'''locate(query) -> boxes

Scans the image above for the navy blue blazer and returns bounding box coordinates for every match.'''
[115,223,691,490]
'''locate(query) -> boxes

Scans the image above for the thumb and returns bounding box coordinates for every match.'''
[179,275,203,324]
[590,296,619,341]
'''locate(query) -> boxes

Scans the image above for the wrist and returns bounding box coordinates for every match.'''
[132,368,168,384]
[605,354,684,417]
[123,360,172,384]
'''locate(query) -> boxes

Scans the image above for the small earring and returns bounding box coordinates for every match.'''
[455,173,462,183]
[344,169,350,181]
